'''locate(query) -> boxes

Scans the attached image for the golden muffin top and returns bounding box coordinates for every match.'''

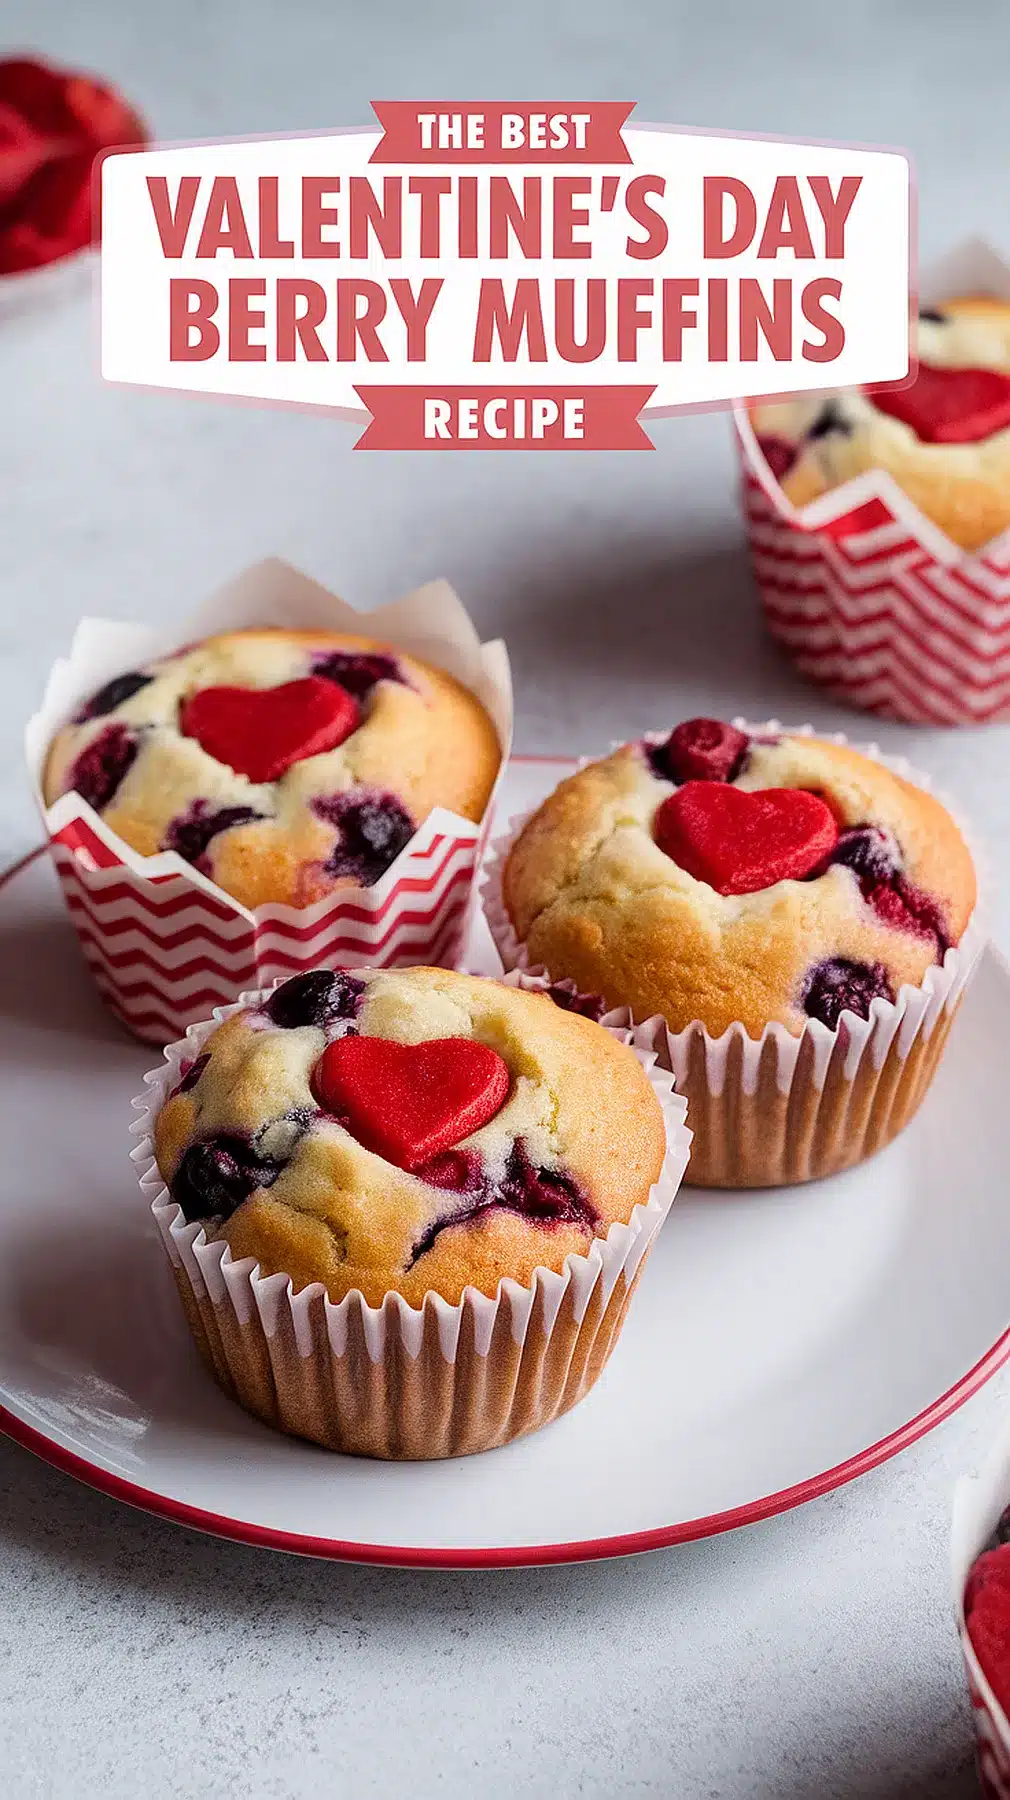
[502,719,976,1038]
[750,297,1010,552]
[153,965,667,1307]
[45,627,501,909]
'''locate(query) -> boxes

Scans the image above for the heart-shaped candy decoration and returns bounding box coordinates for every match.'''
[181,676,360,784]
[655,781,838,895]
[312,1036,510,1171]
[868,364,1010,445]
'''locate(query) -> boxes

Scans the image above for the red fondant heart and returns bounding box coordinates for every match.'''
[312,1036,510,1172]
[868,363,1010,445]
[654,782,838,895]
[181,676,360,784]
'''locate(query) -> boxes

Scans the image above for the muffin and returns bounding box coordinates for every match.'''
[751,298,1010,552]
[138,965,688,1459]
[486,718,981,1188]
[44,627,501,909]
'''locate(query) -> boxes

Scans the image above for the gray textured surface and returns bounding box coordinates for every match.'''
[1,2,1009,1795]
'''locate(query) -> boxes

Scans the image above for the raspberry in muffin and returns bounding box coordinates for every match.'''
[750,298,1010,552]
[152,965,667,1310]
[500,719,975,1040]
[43,628,501,909]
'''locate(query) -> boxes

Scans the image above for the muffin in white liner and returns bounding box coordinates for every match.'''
[26,558,513,1049]
[130,969,691,1461]
[482,722,985,1189]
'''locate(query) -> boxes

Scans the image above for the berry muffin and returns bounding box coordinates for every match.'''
[487,718,980,1188]
[141,966,687,1458]
[44,627,501,909]
[751,298,1010,552]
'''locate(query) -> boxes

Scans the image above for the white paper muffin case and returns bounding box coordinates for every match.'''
[481,724,985,1189]
[734,239,1010,726]
[952,1420,1010,1798]
[26,559,513,1047]
[130,972,691,1461]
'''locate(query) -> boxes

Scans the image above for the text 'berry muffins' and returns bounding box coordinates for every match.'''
[751,298,1010,552]
[138,966,689,1459]
[486,718,981,1189]
[44,627,501,909]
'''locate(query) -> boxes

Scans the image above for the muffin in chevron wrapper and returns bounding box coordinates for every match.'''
[25,560,512,1046]
[736,238,1010,725]
[951,1419,1010,1797]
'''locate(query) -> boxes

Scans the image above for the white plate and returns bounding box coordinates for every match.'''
[2,756,1009,1568]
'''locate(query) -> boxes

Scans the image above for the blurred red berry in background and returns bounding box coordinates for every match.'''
[0,57,147,275]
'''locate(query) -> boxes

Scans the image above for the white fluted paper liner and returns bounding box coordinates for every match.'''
[733,238,1010,726]
[482,724,986,1187]
[952,1415,1010,1795]
[129,975,690,1457]
[27,559,513,1046]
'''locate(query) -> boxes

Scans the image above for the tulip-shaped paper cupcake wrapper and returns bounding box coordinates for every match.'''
[26,559,513,1047]
[952,1421,1010,1798]
[129,971,691,1461]
[482,724,986,1188]
[735,238,1010,725]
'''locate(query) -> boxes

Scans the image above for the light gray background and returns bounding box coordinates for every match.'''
[2,3,1009,1795]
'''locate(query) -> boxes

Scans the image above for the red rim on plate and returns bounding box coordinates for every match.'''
[3,1335,1009,1568]
[2,813,1008,1568]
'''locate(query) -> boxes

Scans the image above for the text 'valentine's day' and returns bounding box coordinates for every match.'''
[99,102,911,449]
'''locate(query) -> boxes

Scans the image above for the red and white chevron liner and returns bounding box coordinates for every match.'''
[26,559,513,1047]
[739,459,1010,725]
[733,237,1010,726]
[46,806,488,1046]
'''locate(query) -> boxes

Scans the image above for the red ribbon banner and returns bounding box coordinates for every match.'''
[369,102,633,165]
[353,385,655,450]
